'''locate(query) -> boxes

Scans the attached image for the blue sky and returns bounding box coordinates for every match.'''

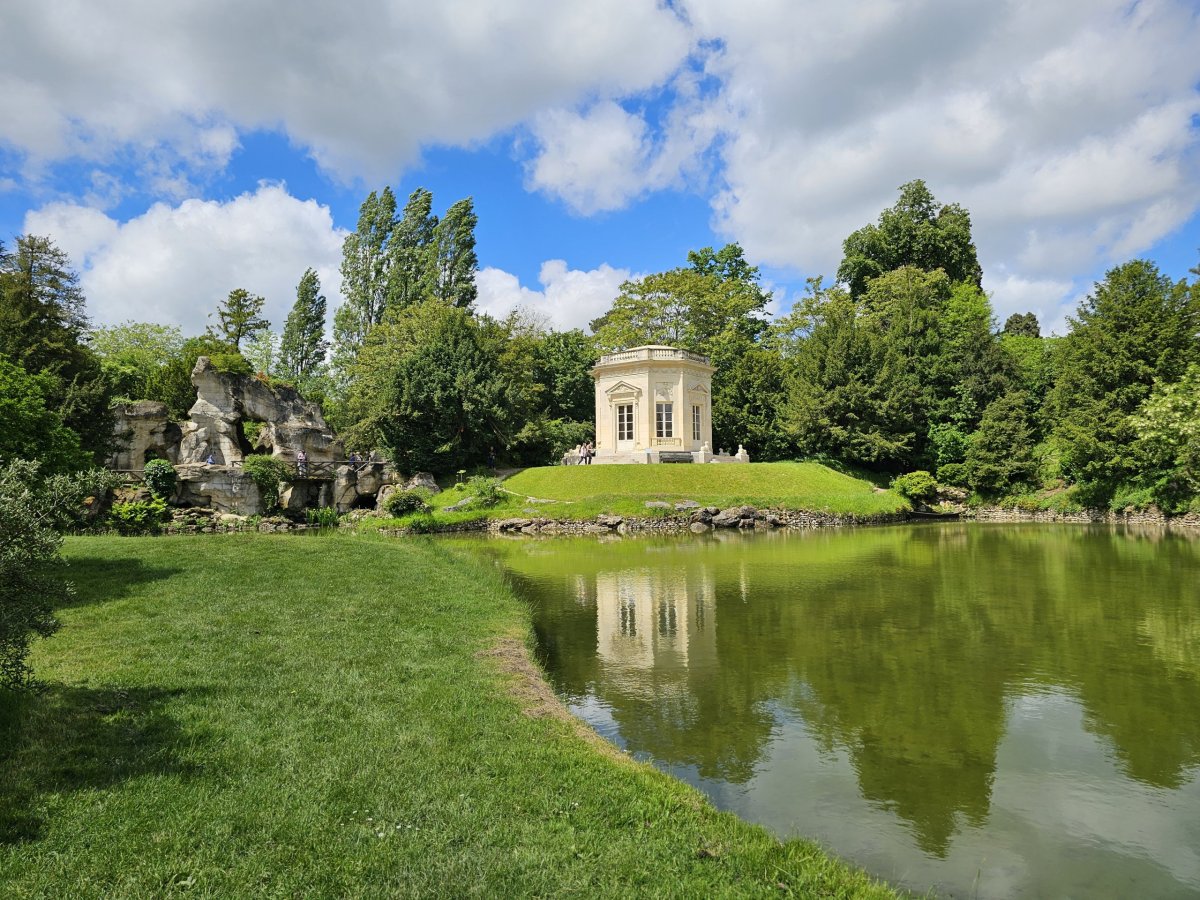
[2,1,1198,338]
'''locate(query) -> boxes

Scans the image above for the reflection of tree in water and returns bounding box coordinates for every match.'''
[1039,529,1200,789]
[483,527,1200,854]
[782,566,1010,857]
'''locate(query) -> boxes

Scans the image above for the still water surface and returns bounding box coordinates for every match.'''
[456,524,1200,898]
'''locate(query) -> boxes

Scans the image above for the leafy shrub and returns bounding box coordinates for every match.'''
[467,475,503,507]
[142,458,176,499]
[382,488,432,517]
[1009,493,1041,512]
[1039,489,1084,513]
[242,420,264,446]
[305,506,340,527]
[241,454,292,512]
[928,423,969,469]
[891,470,938,504]
[1109,483,1157,512]
[935,462,969,487]
[107,497,168,535]
[208,352,253,376]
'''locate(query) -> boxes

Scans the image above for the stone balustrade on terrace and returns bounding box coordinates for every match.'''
[596,346,711,366]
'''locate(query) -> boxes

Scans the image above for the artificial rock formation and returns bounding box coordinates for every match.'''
[177,356,342,466]
[108,357,410,514]
[175,465,263,515]
[109,401,182,470]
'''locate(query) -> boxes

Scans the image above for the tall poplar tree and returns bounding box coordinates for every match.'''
[432,197,478,308]
[386,187,438,311]
[279,268,329,380]
[338,188,397,346]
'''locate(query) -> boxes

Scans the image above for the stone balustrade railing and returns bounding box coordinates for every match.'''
[596,347,711,366]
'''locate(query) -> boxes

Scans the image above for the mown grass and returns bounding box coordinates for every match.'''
[369,462,908,531]
[0,534,898,899]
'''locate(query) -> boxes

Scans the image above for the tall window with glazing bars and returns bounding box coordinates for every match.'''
[656,402,673,438]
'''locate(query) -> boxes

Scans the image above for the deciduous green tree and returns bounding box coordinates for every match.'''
[591,252,768,355]
[838,180,982,299]
[343,304,527,472]
[89,321,185,401]
[0,357,89,474]
[340,187,397,329]
[532,329,596,422]
[1130,362,1200,509]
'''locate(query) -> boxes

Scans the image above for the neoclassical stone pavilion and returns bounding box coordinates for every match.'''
[590,345,749,464]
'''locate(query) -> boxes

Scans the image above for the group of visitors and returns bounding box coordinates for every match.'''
[566,441,595,465]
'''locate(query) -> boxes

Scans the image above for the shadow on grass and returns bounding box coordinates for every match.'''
[0,682,207,844]
[56,556,183,610]
[804,455,896,489]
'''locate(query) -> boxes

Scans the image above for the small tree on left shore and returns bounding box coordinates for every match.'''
[0,459,112,690]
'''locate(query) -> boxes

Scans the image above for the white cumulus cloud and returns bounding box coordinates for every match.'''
[24,184,347,334]
[0,1,691,185]
[476,260,631,331]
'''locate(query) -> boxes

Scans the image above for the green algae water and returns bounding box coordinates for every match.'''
[455,524,1200,898]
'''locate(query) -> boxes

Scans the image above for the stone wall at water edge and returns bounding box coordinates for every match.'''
[967,506,1200,528]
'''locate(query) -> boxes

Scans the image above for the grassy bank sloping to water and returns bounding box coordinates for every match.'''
[386,462,907,530]
[0,534,896,898]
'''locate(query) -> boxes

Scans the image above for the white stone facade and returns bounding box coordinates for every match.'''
[589,345,748,464]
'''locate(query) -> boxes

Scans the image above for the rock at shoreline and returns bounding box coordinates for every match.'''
[712,505,757,528]
[404,472,439,493]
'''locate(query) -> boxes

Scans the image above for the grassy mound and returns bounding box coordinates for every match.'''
[506,462,903,513]
[0,535,896,898]
[380,462,908,530]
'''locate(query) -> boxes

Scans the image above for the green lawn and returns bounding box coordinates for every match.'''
[0,534,897,898]
[380,462,908,530]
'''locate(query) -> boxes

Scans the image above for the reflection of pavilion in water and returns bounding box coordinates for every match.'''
[593,567,717,672]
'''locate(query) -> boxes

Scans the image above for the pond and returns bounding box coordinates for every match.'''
[454,524,1200,898]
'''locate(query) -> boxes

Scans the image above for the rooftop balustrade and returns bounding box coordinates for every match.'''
[595,346,712,366]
